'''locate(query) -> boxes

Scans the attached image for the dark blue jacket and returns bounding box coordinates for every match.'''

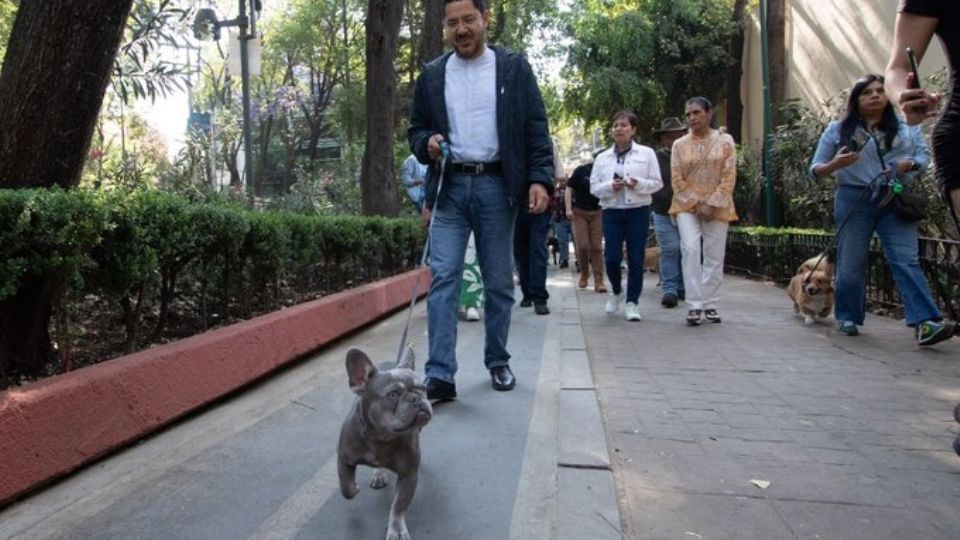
[408,46,554,208]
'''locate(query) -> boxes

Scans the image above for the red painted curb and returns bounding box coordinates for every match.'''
[0,268,430,506]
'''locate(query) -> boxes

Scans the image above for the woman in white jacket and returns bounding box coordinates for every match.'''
[590,110,663,321]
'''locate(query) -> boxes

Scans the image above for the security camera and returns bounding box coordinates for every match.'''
[192,8,221,41]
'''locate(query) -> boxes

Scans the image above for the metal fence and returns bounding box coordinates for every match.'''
[726,230,960,320]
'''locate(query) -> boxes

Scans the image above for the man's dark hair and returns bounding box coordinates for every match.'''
[444,0,486,11]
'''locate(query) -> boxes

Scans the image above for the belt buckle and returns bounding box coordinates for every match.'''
[465,163,482,175]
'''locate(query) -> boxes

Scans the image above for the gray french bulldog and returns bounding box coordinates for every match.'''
[337,346,433,540]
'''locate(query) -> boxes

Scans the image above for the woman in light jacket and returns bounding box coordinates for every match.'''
[809,74,955,346]
[590,110,663,321]
[669,97,737,326]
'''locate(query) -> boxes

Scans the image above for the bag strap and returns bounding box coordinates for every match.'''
[682,132,721,180]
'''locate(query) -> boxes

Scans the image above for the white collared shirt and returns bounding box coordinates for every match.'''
[444,46,499,163]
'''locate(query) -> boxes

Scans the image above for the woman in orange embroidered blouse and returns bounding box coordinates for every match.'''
[668,97,737,326]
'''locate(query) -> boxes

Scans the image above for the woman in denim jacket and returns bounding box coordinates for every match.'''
[809,74,956,346]
[590,110,663,321]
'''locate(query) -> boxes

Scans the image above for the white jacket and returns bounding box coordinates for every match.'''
[589,141,663,209]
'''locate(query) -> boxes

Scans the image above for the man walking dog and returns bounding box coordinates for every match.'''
[408,0,554,401]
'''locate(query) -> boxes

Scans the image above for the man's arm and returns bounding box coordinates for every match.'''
[408,71,437,164]
[885,12,940,125]
[520,56,554,193]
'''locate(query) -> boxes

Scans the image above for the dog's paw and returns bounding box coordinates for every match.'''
[341,482,359,500]
[803,315,815,325]
[370,469,390,490]
[385,527,410,540]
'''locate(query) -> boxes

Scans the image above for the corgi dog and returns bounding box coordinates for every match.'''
[788,255,835,325]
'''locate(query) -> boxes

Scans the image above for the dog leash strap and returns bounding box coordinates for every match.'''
[804,169,886,285]
[396,146,448,364]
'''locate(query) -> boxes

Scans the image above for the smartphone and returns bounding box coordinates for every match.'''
[845,129,870,154]
[906,47,921,89]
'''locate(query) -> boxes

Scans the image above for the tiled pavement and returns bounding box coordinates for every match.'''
[2,264,958,540]
[578,271,960,539]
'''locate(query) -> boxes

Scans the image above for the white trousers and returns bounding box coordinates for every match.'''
[676,213,729,310]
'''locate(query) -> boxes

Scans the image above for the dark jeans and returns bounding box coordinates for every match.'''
[603,206,651,304]
[514,210,551,303]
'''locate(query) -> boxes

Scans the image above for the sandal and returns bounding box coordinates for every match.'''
[704,309,722,324]
[686,309,702,326]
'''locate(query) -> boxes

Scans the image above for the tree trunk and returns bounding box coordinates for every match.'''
[767,0,787,121]
[417,0,444,68]
[0,0,134,378]
[0,0,133,189]
[360,0,403,217]
[725,0,748,143]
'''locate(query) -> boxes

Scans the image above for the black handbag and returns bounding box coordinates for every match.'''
[890,187,928,222]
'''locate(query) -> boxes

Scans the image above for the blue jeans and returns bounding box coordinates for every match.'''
[834,186,941,326]
[514,210,551,303]
[652,212,683,297]
[552,219,572,264]
[602,206,651,303]
[427,174,517,383]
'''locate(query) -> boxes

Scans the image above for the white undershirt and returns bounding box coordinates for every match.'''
[444,46,499,163]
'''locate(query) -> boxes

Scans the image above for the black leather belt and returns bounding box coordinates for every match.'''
[448,161,502,176]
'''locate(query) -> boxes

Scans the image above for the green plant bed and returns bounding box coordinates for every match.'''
[0,188,425,388]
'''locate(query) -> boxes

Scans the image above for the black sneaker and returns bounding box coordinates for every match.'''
[559,261,569,269]
[534,302,550,315]
[424,377,457,402]
[519,298,533,308]
[916,319,956,346]
[661,293,678,308]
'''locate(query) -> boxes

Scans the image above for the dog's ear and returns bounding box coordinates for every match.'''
[397,344,416,370]
[346,348,377,394]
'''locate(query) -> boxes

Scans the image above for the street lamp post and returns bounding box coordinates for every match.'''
[760,0,776,227]
[193,1,257,196]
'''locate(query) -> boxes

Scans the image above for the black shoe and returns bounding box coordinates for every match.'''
[534,302,550,315]
[519,298,533,308]
[661,293,678,308]
[424,377,457,402]
[559,261,569,269]
[489,365,516,391]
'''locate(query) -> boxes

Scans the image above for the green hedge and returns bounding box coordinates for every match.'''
[0,188,425,359]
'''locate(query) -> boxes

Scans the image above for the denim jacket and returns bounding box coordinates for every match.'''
[809,120,930,188]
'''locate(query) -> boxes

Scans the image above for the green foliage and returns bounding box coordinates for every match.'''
[563,0,737,136]
[112,0,194,104]
[0,188,424,361]
[0,0,16,67]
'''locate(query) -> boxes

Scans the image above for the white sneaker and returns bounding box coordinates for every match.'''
[625,302,641,321]
[465,307,481,321]
[605,293,622,314]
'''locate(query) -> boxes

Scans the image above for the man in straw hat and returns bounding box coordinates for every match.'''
[651,117,688,308]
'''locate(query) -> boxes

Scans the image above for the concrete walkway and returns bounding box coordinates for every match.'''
[1,265,958,540]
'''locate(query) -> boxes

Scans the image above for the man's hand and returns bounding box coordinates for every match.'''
[528,184,549,213]
[421,207,431,228]
[427,134,445,161]
[612,177,624,192]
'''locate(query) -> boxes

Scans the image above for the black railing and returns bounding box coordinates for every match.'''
[726,230,959,320]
